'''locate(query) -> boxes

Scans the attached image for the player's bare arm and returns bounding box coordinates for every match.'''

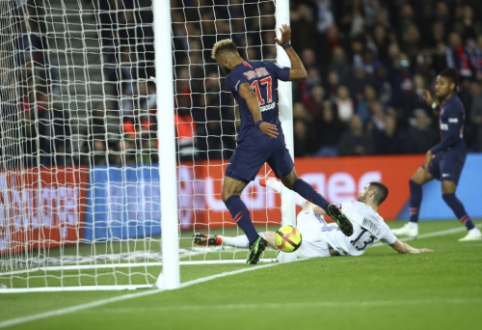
[389,239,433,254]
[275,24,307,82]
[238,83,279,138]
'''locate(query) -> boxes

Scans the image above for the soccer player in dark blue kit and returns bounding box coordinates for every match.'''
[392,68,481,241]
[202,25,353,264]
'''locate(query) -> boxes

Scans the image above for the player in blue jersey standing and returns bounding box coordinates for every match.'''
[204,25,353,264]
[392,68,481,241]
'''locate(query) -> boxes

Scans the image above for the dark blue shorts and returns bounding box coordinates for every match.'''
[423,149,466,184]
[226,133,294,183]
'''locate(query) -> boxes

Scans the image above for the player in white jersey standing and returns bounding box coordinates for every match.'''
[194,174,433,257]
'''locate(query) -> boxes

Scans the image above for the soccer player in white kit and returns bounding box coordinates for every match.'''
[194,174,433,257]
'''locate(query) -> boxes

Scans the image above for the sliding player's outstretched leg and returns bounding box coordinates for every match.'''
[193,233,222,246]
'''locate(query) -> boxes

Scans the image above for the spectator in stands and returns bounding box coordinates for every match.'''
[356,84,378,123]
[337,114,373,156]
[405,109,439,154]
[293,118,312,157]
[35,90,71,166]
[339,0,366,38]
[112,136,137,166]
[325,70,341,100]
[369,101,385,133]
[371,24,391,62]
[312,100,344,157]
[334,85,354,122]
[374,115,404,155]
[469,82,482,152]
[303,85,326,119]
[290,4,318,52]
[327,46,350,83]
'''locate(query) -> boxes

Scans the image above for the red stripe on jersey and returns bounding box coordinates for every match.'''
[233,212,244,222]
[243,61,253,69]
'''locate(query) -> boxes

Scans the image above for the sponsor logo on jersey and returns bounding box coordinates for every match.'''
[260,102,276,112]
[234,80,241,91]
[440,123,448,130]
[448,118,458,123]
[442,173,450,177]
[362,217,381,237]
[243,67,269,80]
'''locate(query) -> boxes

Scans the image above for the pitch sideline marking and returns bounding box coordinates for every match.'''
[0,224,479,329]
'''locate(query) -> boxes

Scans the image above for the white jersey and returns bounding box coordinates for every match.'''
[322,201,397,256]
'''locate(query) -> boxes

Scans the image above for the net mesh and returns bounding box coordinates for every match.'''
[0,0,283,291]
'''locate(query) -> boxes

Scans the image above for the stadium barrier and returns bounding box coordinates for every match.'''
[3,155,480,246]
[0,167,88,254]
[83,155,426,239]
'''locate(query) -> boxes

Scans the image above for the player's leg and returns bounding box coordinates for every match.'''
[264,136,350,233]
[193,232,277,249]
[222,176,256,237]
[259,170,309,208]
[442,162,482,242]
[279,168,353,236]
[223,140,270,264]
[392,162,436,238]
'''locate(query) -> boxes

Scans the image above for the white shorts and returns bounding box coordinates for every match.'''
[295,210,332,258]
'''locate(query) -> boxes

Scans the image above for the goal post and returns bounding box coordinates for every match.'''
[153,0,179,291]
[0,0,294,293]
[275,0,297,264]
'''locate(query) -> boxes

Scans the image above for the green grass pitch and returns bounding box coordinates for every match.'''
[1,220,481,330]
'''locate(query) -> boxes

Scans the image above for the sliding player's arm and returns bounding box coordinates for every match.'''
[238,83,278,138]
[389,239,434,254]
[274,24,307,82]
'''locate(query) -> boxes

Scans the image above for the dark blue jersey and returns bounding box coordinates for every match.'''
[225,60,290,142]
[431,94,466,154]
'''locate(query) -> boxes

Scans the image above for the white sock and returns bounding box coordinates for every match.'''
[266,177,282,193]
[267,178,307,207]
[408,222,418,230]
[220,232,265,248]
[295,194,307,208]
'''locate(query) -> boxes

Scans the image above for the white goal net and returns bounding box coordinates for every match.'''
[0,0,292,292]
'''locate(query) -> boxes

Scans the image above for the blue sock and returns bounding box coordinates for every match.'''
[409,180,422,223]
[292,179,330,211]
[225,195,259,244]
[442,193,475,230]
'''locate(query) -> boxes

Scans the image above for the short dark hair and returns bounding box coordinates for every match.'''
[439,68,458,90]
[369,182,389,206]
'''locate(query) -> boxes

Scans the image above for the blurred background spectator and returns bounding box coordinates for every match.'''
[4,0,482,171]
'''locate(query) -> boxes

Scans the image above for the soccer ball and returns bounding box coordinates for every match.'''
[275,225,302,253]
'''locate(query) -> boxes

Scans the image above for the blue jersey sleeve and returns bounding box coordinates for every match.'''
[430,104,464,154]
[225,72,250,94]
[264,61,290,81]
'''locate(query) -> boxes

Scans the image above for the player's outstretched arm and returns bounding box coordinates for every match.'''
[389,239,434,254]
[275,24,307,82]
[238,83,279,138]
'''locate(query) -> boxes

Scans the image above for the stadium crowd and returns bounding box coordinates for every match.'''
[3,0,482,167]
